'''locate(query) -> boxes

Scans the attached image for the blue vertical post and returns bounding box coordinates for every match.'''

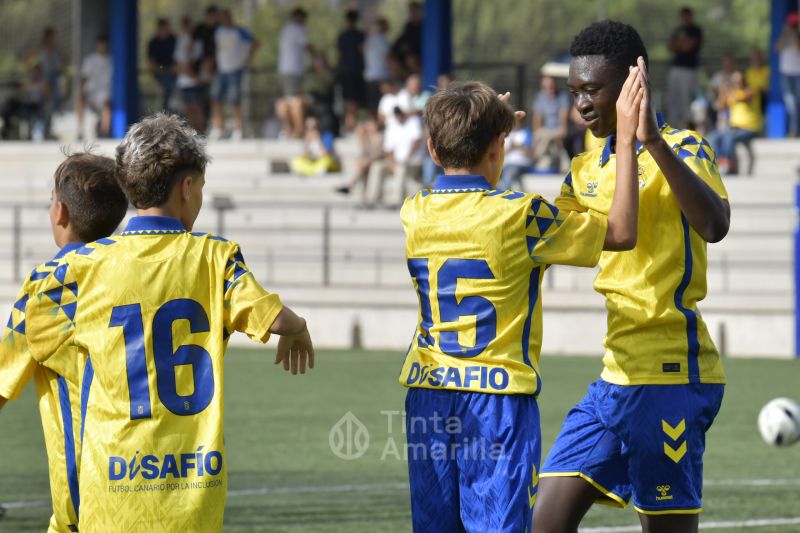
[110,0,139,138]
[422,0,452,89]
[767,0,798,138]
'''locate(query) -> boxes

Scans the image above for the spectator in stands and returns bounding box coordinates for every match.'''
[305,52,339,137]
[531,75,570,171]
[23,27,62,138]
[175,16,205,133]
[666,6,702,128]
[500,123,533,190]
[746,48,769,115]
[193,5,220,128]
[208,9,258,141]
[391,1,423,79]
[290,116,340,176]
[708,71,762,174]
[76,35,112,139]
[0,63,49,140]
[777,12,800,137]
[364,17,391,114]
[710,53,738,130]
[400,73,431,115]
[335,114,384,199]
[367,105,424,208]
[148,19,177,112]
[278,7,313,138]
[337,9,365,133]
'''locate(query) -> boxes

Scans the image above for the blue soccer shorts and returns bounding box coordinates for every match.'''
[541,379,724,515]
[405,387,541,533]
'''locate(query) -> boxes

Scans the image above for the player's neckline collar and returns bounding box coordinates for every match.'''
[54,242,85,259]
[600,112,667,167]
[122,216,187,235]
[431,174,492,192]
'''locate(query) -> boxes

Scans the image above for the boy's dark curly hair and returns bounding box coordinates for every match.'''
[569,20,649,77]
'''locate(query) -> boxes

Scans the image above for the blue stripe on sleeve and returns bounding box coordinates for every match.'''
[673,215,700,383]
[57,375,80,518]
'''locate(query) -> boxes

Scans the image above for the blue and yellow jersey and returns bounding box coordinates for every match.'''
[0,243,89,533]
[556,116,728,385]
[23,216,284,533]
[399,174,607,396]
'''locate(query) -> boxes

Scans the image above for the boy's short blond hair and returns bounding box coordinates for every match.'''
[424,81,516,169]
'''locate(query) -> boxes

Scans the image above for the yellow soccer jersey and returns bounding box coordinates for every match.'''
[24,216,284,533]
[556,115,728,385]
[0,243,89,533]
[399,174,607,396]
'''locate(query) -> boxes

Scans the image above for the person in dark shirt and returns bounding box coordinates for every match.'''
[391,1,423,78]
[147,18,177,111]
[337,9,365,132]
[666,6,703,128]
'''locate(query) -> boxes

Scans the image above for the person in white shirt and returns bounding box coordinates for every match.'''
[276,8,313,138]
[364,17,391,113]
[777,11,800,136]
[209,10,258,140]
[174,16,205,133]
[76,35,112,139]
[366,106,423,208]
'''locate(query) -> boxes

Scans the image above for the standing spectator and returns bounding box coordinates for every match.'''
[209,9,258,140]
[193,6,221,130]
[777,12,800,137]
[23,28,62,138]
[745,48,769,115]
[666,6,702,128]
[364,17,391,114]
[708,71,762,173]
[278,7,313,138]
[337,9,365,133]
[147,19,177,111]
[531,75,570,170]
[391,2,423,78]
[174,16,205,133]
[76,35,112,139]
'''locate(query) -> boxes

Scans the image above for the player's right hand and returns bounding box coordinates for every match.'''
[615,65,645,146]
[275,327,315,375]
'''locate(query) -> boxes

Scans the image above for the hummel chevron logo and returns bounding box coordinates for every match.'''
[662,419,687,463]
[664,441,687,463]
[662,419,686,441]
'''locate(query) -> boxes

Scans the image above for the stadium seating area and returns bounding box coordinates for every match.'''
[0,138,794,357]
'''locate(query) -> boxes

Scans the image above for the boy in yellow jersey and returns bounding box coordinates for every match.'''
[400,76,646,532]
[536,21,731,533]
[21,113,315,533]
[0,152,128,532]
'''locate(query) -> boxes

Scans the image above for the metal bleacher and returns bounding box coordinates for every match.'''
[0,137,795,358]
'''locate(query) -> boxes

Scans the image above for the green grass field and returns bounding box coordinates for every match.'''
[1,349,799,532]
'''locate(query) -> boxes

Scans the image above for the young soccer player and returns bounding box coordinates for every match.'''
[0,152,128,532]
[399,76,646,532]
[535,21,730,533]
[22,114,314,532]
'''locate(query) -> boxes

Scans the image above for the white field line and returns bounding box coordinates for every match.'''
[580,517,800,532]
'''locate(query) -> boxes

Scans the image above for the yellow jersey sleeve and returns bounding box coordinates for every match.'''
[527,194,607,267]
[0,283,36,400]
[668,131,728,200]
[25,259,81,382]
[553,172,586,213]
[224,245,284,343]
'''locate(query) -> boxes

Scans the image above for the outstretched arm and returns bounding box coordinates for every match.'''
[635,57,730,243]
[604,64,644,251]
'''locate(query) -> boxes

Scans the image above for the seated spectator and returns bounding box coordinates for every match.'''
[399,73,431,115]
[291,116,340,176]
[500,124,533,190]
[174,16,205,133]
[335,114,384,198]
[709,53,737,130]
[0,64,49,140]
[366,106,424,208]
[531,75,570,170]
[746,48,769,115]
[76,35,112,139]
[708,71,762,174]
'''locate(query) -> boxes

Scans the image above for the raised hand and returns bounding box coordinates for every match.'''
[635,56,660,145]
[615,65,645,146]
[498,91,527,124]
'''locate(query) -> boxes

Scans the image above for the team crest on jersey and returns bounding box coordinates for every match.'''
[580,181,599,198]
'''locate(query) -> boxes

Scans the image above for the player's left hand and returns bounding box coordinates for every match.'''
[275,327,315,375]
[498,92,526,123]
[635,56,660,146]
